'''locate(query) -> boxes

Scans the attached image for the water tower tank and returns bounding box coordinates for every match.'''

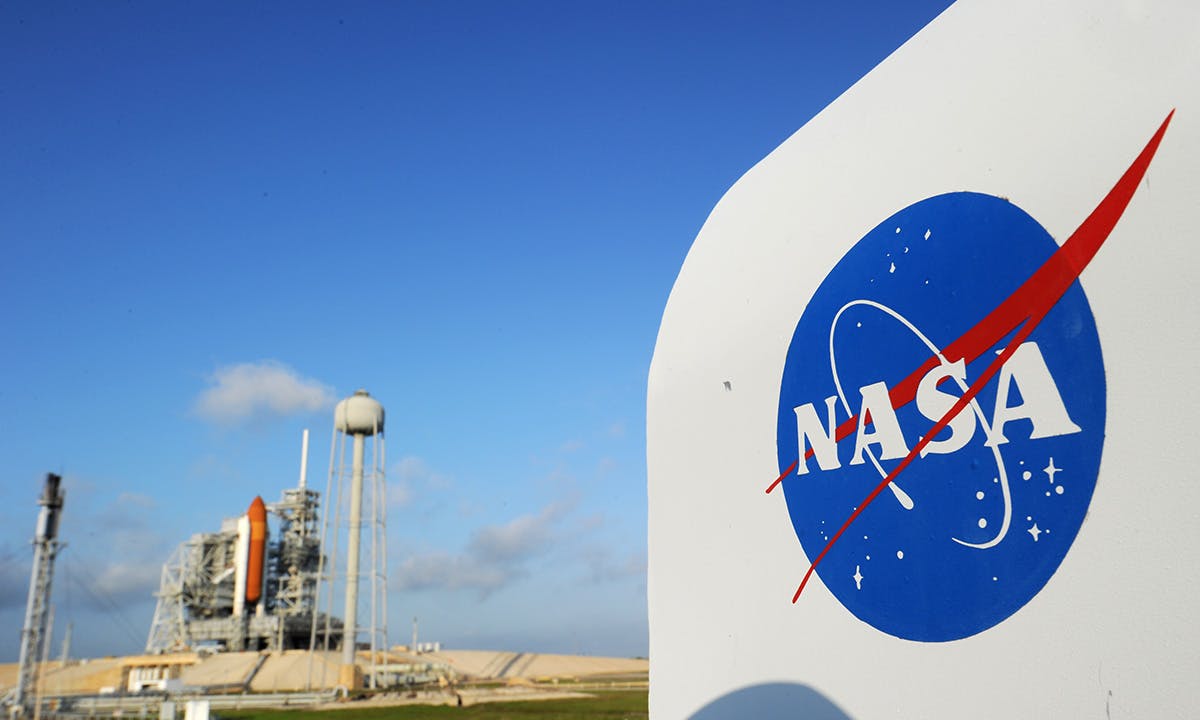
[334,389,385,436]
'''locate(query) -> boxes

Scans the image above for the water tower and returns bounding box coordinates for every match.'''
[319,390,388,689]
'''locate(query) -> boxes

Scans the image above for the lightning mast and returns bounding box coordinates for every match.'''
[13,474,65,718]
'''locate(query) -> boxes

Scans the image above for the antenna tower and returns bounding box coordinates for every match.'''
[12,474,65,718]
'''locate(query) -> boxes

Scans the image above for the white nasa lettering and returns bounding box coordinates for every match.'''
[850,381,910,465]
[793,396,841,474]
[792,341,1081,473]
[916,359,975,457]
[985,341,1082,446]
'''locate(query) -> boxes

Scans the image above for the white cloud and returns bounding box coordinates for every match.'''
[59,489,175,609]
[468,503,564,564]
[394,456,451,487]
[85,561,163,605]
[389,456,453,508]
[395,501,571,598]
[581,548,646,584]
[194,361,334,425]
[393,551,511,595]
[389,480,413,508]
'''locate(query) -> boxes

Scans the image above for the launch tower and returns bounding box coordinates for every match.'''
[145,432,339,653]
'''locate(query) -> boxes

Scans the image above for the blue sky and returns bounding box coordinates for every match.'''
[0,1,953,661]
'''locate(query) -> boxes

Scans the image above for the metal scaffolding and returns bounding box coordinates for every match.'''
[145,432,338,654]
[13,473,66,718]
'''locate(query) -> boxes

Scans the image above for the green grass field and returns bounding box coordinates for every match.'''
[218,690,648,720]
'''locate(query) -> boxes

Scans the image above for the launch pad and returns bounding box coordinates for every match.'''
[144,485,340,654]
[144,389,389,680]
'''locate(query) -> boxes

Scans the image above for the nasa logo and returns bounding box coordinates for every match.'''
[771,114,1172,642]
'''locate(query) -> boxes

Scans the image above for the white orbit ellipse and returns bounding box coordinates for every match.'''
[828,299,1012,549]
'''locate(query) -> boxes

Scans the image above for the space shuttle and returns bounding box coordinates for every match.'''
[232,496,268,617]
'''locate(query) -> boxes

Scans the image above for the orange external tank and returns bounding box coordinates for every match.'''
[245,496,267,604]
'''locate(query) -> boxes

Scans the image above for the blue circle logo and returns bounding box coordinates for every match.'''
[775,192,1105,642]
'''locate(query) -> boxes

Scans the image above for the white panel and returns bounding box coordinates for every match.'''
[648,1,1200,718]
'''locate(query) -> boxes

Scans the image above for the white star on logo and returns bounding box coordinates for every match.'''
[1044,458,1062,484]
